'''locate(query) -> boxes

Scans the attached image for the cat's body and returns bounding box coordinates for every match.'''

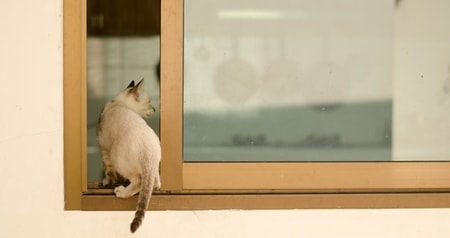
[97,79,161,233]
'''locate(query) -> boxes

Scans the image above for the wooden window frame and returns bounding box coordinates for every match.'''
[64,0,450,211]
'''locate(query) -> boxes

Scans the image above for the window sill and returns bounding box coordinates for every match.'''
[80,192,450,210]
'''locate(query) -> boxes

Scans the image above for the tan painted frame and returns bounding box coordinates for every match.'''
[64,0,450,210]
[64,0,86,209]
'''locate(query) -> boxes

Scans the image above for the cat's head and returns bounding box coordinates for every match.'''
[114,79,156,118]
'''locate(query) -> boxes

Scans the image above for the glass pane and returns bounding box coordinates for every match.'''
[183,0,450,162]
[86,1,161,183]
[87,37,160,182]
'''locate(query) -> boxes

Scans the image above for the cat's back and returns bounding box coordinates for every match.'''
[98,102,157,144]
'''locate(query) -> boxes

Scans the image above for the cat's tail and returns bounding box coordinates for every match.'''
[130,162,156,233]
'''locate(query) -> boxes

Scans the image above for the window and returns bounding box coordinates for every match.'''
[65,0,450,210]
[85,0,161,185]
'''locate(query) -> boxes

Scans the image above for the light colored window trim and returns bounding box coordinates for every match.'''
[64,0,450,211]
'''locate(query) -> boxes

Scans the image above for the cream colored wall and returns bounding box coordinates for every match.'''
[1,0,450,237]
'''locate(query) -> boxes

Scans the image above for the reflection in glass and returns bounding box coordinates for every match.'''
[183,0,393,162]
[86,37,160,182]
[85,0,161,183]
[183,0,450,162]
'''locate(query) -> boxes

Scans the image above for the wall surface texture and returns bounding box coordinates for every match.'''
[1,0,450,237]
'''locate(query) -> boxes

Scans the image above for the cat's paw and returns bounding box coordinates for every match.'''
[114,185,131,199]
[102,171,117,186]
[102,177,111,186]
[154,176,161,190]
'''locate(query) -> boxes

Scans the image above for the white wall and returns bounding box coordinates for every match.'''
[1,0,450,237]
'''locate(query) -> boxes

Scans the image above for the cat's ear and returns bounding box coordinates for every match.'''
[126,80,135,89]
[135,78,144,91]
[129,78,144,99]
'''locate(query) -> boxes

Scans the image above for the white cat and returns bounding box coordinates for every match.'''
[97,79,161,233]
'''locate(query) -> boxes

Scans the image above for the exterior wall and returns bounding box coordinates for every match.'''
[1,0,450,237]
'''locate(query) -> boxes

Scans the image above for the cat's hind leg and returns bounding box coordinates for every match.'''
[114,175,141,199]
[100,147,117,186]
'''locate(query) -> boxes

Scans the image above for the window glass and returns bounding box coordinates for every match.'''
[87,37,160,182]
[183,0,450,162]
[86,0,161,183]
